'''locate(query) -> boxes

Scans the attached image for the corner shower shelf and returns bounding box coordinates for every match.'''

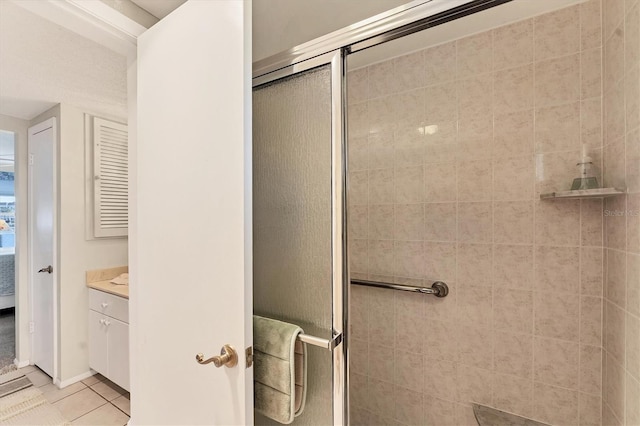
[540,188,626,200]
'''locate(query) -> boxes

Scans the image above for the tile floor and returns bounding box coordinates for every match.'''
[20,366,130,425]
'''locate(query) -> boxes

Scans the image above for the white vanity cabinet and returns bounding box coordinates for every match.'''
[88,288,129,391]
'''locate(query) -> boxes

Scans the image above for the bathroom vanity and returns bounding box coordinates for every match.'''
[86,267,129,391]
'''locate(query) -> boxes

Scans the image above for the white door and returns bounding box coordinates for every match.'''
[132,1,252,424]
[28,118,56,378]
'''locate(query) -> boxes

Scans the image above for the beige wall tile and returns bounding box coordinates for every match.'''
[494,109,534,158]
[535,102,581,153]
[627,312,640,381]
[423,319,458,362]
[394,203,423,241]
[369,131,394,170]
[369,60,396,99]
[627,373,640,425]
[369,168,395,204]
[349,102,368,138]
[604,81,626,144]
[424,41,456,86]
[625,66,640,132]
[579,392,602,426]
[424,162,457,201]
[535,54,580,107]
[350,338,369,376]
[535,291,580,341]
[492,373,533,418]
[394,387,424,425]
[348,68,368,105]
[458,160,492,202]
[349,136,368,172]
[349,170,368,206]
[494,19,533,71]
[458,202,492,243]
[369,343,394,383]
[350,239,368,275]
[393,90,425,129]
[582,48,602,100]
[456,364,493,405]
[457,243,492,286]
[457,325,493,370]
[394,350,424,392]
[425,82,457,122]
[626,129,640,194]
[457,115,493,161]
[493,201,534,244]
[533,382,579,425]
[424,397,457,426]
[369,204,393,240]
[535,245,580,294]
[494,156,534,201]
[534,5,580,61]
[424,203,456,242]
[581,296,603,347]
[604,300,626,364]
[494,64,534,115]
[603,0,625,41]
[424,242,456,282]
[368,378,395,416]
[425,281,456,322]
[394,240,424,278]
[457,285,493,330]
[604,25,625,92]
[493,331,533,380]
[581,98,603,150]
[493,244,534,289]
[605,196,627,250]
[626,3,640,71]
[535,199,581,246]
[494,288,533,335]
[424,358,457,401]
[604,354,625,420]
[349,205,368,240]
[458,74,493,120]
[606,248,627,307]
[395,166,423,203]
[394,51,425,93]
[580,344,603,395]
[628,194,640,253]
[457,32,493,79]
[581,247,604,296]
[369,240,394,276]
[369,97,396,134]
[534,337,580,389]
[628,253,640,317]
[581,0,602,50]
[581,198,604,247]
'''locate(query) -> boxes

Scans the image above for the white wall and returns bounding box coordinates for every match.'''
[30,104,128,384]
[0,113,29,366]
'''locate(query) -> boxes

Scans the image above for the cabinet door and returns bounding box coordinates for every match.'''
[107,317,129,391]
[88,311,108,376]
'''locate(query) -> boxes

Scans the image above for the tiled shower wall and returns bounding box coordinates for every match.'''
[601,0,640,424]
[347,2,607,425]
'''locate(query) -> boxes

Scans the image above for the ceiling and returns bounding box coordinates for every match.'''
[129,0,186,19]
[0,1,127,121]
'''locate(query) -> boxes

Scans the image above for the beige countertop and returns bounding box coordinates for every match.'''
[86,266,129,299]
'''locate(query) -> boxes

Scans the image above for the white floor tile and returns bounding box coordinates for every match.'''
[71,402,129,426]
[111,395,130,416]
[26,369,52,387]
[90,380,126,401]
[41,381,87,403]
[53,387,107,421]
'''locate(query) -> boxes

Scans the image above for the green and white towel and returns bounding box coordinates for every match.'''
[253,315,307,424]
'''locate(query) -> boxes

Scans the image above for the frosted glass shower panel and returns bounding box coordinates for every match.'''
[253,65,333,425]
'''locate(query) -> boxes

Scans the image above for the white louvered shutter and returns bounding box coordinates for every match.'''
[93,117,128,238]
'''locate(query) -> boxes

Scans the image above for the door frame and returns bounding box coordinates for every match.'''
[27,117,59,382]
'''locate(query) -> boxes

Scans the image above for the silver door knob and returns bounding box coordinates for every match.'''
[38,265,53,274]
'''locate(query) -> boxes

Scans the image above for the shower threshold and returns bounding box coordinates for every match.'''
[472,404,550,426]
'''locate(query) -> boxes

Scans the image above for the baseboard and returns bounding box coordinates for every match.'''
[13,358,29,368]
[57,370,95,388]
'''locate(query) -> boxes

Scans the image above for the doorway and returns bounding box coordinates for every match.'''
[28,118,56,379]
[0,129,16,372]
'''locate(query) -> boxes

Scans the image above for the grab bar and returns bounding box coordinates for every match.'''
[350,279,449,297]
[297,332,343,351]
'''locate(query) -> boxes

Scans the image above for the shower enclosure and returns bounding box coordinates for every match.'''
[253,0,637,424]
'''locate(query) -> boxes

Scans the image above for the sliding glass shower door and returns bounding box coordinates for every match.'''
[252,51,347,425]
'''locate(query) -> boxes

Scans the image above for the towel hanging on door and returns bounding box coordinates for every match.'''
[253,315,307,424]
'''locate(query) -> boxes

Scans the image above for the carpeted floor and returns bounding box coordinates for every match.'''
[0,308,15,370]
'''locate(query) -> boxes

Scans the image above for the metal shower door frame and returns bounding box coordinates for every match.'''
[253,49,349,426]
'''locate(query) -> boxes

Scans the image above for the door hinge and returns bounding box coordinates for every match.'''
[245,346,253,368]
[29,322,34,333]
[29,154,34,166]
